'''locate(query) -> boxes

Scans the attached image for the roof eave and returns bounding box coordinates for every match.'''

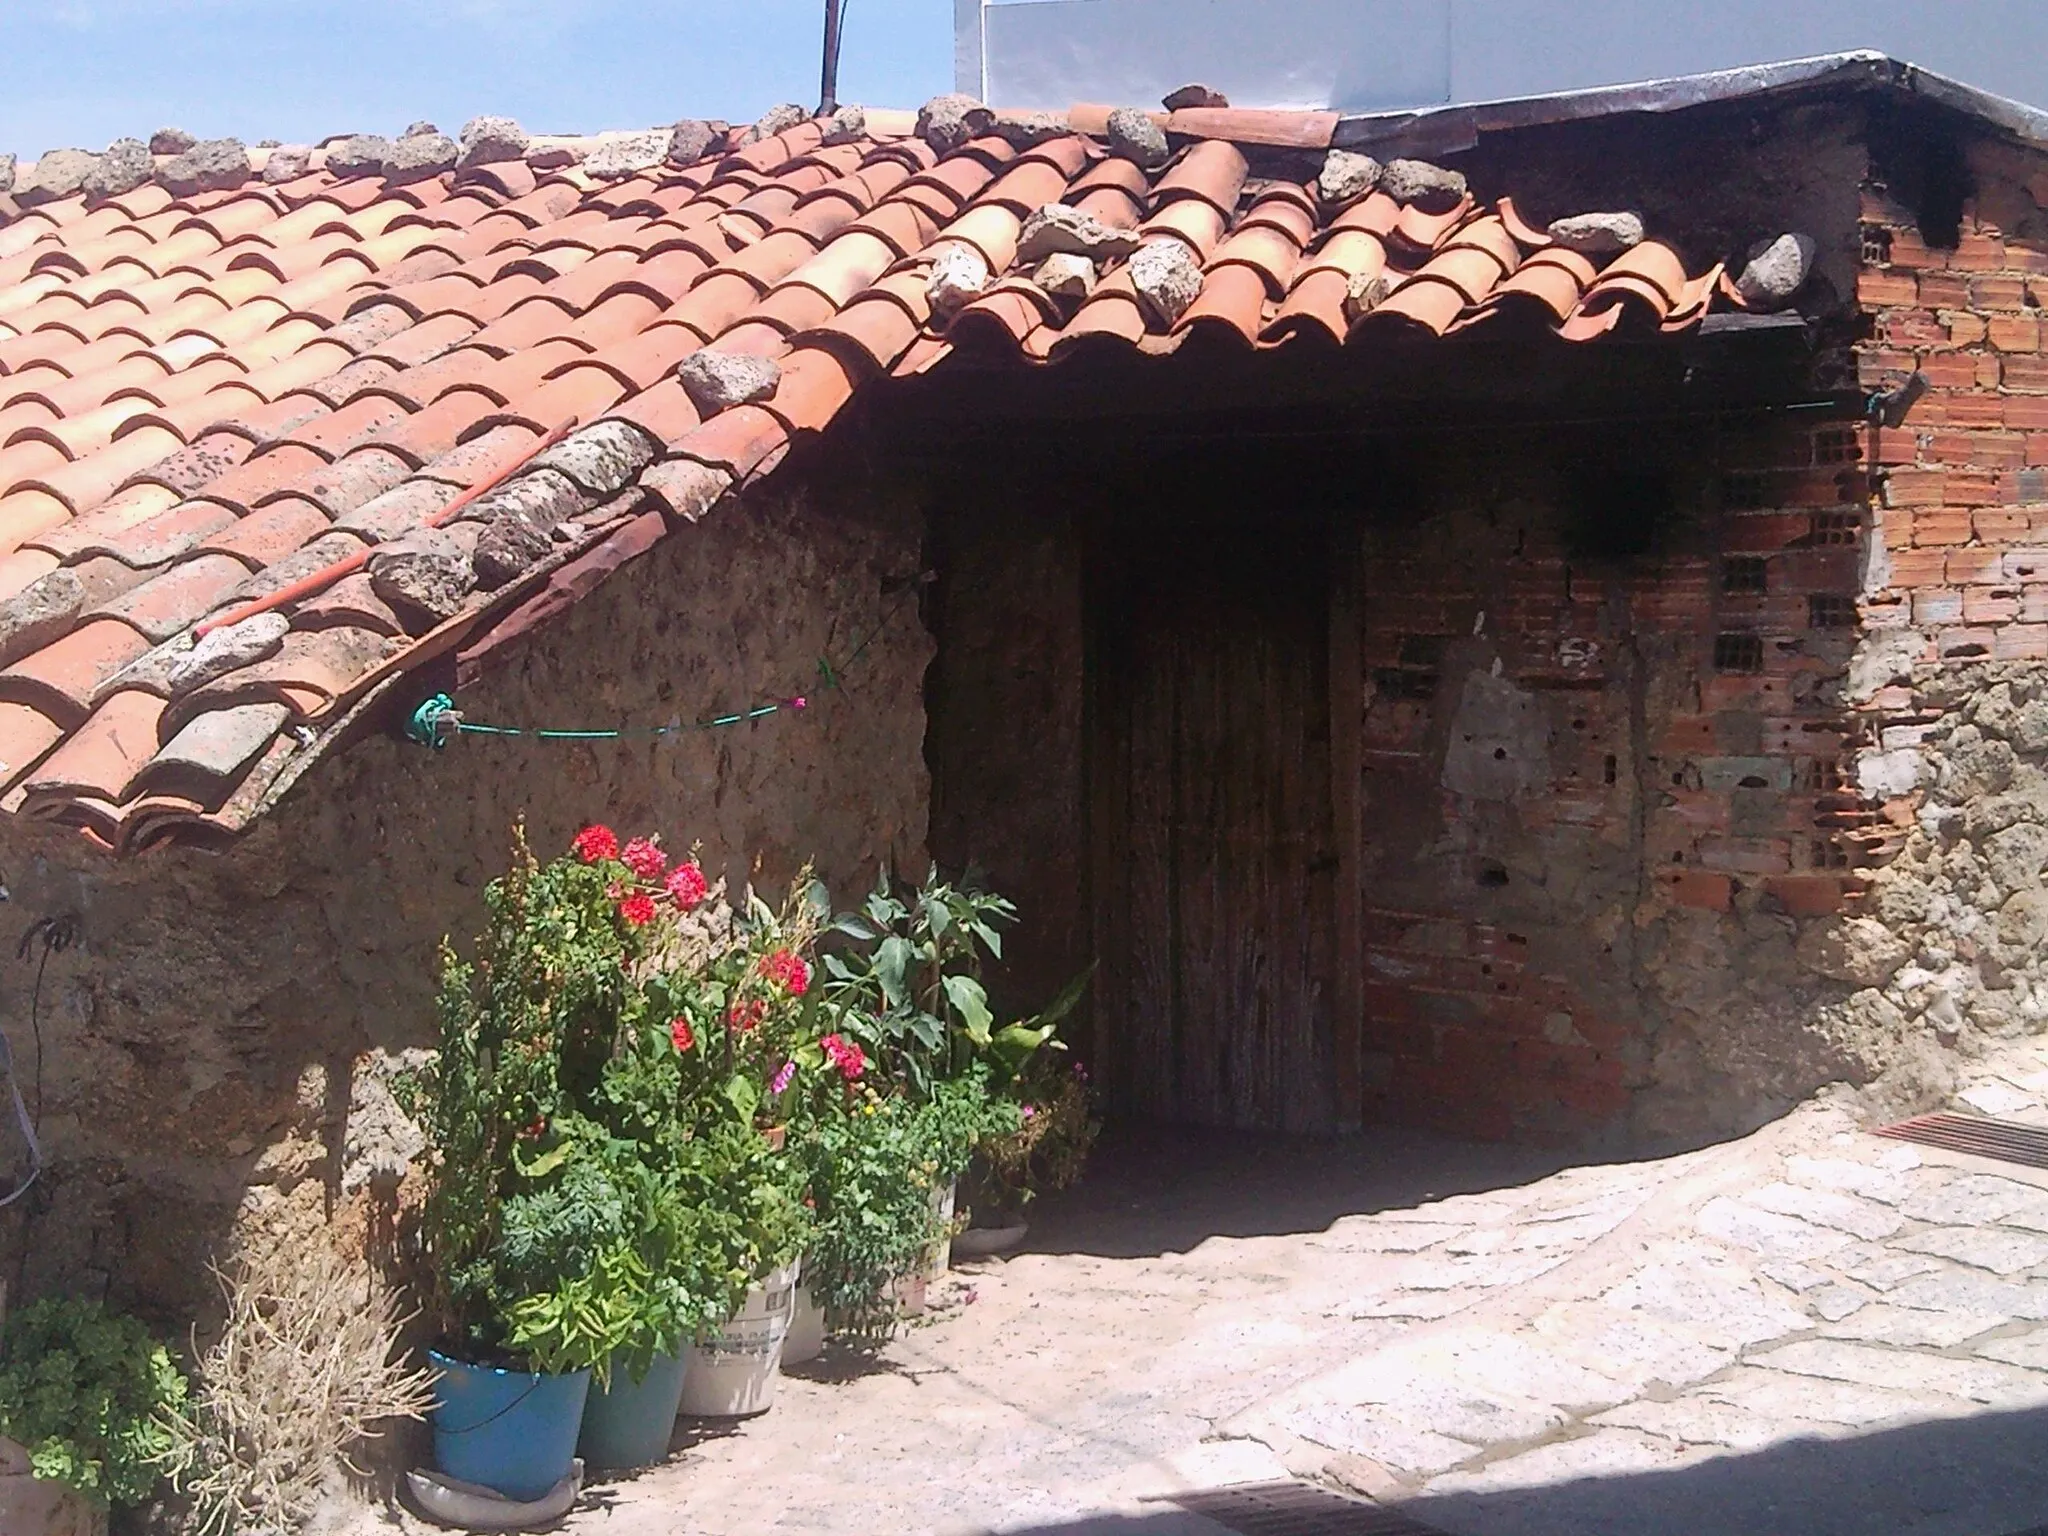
[1332,50,2048,158]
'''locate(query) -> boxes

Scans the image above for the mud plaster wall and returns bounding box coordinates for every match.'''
[0,473,932,1321]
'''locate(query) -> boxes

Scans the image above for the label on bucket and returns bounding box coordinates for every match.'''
[697,1274,796,1364]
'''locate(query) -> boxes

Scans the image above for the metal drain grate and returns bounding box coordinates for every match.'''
[1165,1480,1454,1536]
[1875,1111,2048,1169]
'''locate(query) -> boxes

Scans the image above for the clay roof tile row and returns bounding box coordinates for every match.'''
[0,103,1751,850]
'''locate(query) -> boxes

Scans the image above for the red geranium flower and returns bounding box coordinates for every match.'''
[670,1017,695,1052]
[820,1033,865,1082]
[727,997,767,1032]
[666,861,708,911]
[759,948,810,997]
[573,824,619,863]
[621,836,666,881]
[618,892,658,927]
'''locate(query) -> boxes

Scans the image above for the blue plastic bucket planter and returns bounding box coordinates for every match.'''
[578,1349,688,1469]
[428,1351,591,1503]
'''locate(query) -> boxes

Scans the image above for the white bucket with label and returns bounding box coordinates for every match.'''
[679,1261,798,1417]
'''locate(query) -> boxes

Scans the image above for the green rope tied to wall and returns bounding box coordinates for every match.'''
[401,585,919,750]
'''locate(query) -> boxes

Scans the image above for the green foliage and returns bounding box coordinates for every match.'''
[794,1069,1018,1343]
[821,866,1084,1097]
[0,1298,189,1508]
[980,1059,1100,1211]
[403,825,813,1381]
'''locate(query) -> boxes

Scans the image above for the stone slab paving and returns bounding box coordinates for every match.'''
[1222,1041,2048,1536]
[329,1047,2048,1536]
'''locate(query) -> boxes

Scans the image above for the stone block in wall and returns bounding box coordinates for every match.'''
[0,1440,105,1536]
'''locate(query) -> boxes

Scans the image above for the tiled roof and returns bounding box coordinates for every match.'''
[0,107,1739,852]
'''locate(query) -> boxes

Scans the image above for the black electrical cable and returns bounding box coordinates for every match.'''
[15,913,81,1133]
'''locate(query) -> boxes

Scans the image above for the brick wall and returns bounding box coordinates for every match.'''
[1352,415,1870,1146]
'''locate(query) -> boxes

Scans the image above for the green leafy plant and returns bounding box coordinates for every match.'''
[979,1057,1100,1214]
[821,866,1086,1097]
[0,1297,189,1508]
[403,822,816,1381]
[792,1069,1018,1343]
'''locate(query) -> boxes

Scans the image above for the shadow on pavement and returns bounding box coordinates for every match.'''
[975,1405,2048,1536]
[1016,1122,1579,1259]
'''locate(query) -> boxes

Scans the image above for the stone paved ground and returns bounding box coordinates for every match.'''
[345,1044,2048,1536]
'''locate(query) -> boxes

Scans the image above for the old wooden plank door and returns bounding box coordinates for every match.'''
[1088,511,1339,1133]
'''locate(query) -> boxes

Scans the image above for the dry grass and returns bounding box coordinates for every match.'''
[175,1241,435,1536]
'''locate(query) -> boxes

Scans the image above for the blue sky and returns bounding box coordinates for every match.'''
[2,0,956,158]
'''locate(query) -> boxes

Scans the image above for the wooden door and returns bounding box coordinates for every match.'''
[1089,514,1338,1133]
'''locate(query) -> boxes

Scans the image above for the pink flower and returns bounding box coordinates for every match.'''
[820,1033,865,1082]
[1021,1104,1036,1120]
[620,836,666,881]
[770,1059,797,1095]
[759,948,810,997]
[618,892,658,927]
[665,861,708,911]
[670,1017,695,1052]
[573,824,619,863]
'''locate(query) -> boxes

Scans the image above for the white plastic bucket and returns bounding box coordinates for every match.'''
[921,1178,958,1282]
[679,1261,798,1417]
[781,1286,827,1367]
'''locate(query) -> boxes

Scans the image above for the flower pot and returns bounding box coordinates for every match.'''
[679,1261,798,1417]
[920,1178,959,1283]
[781,1286,827,1367]
[428,1351,591,1504]
[952,1219,1029,1259]
[577,1349,687,1470]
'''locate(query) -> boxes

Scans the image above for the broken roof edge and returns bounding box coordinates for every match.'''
[1331,51,2048,159]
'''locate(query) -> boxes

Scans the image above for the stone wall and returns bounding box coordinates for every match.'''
[0,470,932,1321]
[1773,124,2048,1120]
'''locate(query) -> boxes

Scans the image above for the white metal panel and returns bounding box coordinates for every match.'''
[968,0,2048,113]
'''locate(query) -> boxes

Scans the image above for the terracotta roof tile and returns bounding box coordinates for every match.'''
[0,103,1738,848]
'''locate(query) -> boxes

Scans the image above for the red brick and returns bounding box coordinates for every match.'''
[2008,398,2048,430]
[1947,547,2001,582]
[1953,233,2008,270]
[1884,309,1948,346]
[2023,585,2048,622]
[1991,313,2044,352]
[1918,272,1971,307]
[2004,354,2048,392]
[1964,586,2020,622]
[1931,431,2027,469]
[1889,229,1945,270]
[1765,874,1847,916]
[1883,468,1947,505]
[1660,717,1716,753]
[1945,311,1990,347]
[1939,627,1997,657]
[1871,427,1923,465]
[1857,269,1920,307]
[1665,868,1733,911]
[1977,509,2032,540]
[1913,587,1965,622]
[1886,547,1947,586]
[1918,353,1984,388]
[2003,549,2048,580]
[1996,623,2048,659]
[1938,393,2006,428]
[1913,509,1973,544]
[1973,275,2031,308]
[1723,512,1814,552]
[1696,838,1792,876]
[1949,470,2003,502]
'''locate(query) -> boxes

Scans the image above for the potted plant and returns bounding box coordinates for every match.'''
[651,873,821,1418]
[965,1057,1101,1254]
[0,1297,189,1536]
[817,866,1090,1270]
[405,823,724,1498]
